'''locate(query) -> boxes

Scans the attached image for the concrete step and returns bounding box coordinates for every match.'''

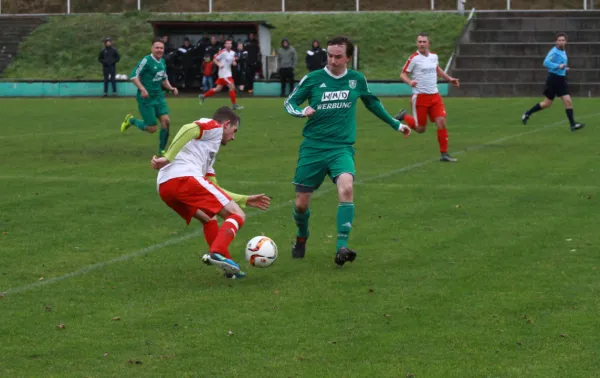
[452,69,600,82]
[0,17,46,75]
[0,22,46,30]
[450,82,600,97]
[0,42,22,51]
[0,32,37,40]
[0,19,45,24]
[474,17,600,30]
[471,30,600,42]
[475,11,600,18]
[459,42,600,56]
[455,55,600,69]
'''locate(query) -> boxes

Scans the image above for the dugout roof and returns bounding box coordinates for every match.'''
[148,20,275,35]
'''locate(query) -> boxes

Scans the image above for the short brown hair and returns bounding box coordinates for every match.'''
[152,37,164,46]
[327,36,354,58]
[417,32,429,40]
[556,32,567,40]
[212,106,241,126]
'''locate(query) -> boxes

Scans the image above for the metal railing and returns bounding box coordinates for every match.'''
[0,0,595,14]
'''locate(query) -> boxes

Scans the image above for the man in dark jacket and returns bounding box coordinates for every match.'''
[243,32,260,93]
[98,37,120,97]
[306,39,327,72]
[180,37,195,89]
[234,41,248,91]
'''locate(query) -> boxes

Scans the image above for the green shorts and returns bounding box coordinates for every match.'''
[293,144,356,191]
[137,93,169,126]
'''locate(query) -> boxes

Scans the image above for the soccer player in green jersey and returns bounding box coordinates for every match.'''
[121,38,179,156]
[284,36,411,266]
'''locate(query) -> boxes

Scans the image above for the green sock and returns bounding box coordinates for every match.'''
[159,128,170,152]
[336,202,354,250]
[293,207,310,239]
[129,117,147,131]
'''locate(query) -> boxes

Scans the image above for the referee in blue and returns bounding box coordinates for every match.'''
[522,33,584,131]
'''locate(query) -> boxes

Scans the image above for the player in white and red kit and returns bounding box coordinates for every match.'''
[396,33,460,162]
[151,107,269,279]
[199,38,243,110]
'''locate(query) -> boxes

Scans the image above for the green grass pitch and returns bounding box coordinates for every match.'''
[1,96,599,377]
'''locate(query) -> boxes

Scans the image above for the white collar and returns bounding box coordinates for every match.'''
[324,66,348,79]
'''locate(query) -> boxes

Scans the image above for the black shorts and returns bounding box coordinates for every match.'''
[543,73,569,100]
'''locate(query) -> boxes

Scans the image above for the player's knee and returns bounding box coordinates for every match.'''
[339,185,353,201]
[146,125,158,133]
[162,118,170,129]
[336,175,354,201]
[234,210,246,224]
[295,193,311,213]
[226,203,246,223]
[435,119,446,129]
[415,127,426,134]
[542,99,553,108]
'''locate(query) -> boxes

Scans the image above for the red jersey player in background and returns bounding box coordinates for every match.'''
[396,32,460,162]
[199,38,243,110]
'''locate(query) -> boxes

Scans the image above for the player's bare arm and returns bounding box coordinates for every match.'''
[436,66,459,88]
[161,79,179,95]
[131,76,149,98]
[400,71,417,87]
[213,56,224,69]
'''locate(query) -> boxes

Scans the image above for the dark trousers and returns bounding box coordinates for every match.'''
[279,67,294,97]
[246,63,258,91]
[103,65,117,94]
[184,65,196,89]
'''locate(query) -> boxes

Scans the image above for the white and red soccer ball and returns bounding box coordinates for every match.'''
[245,236,278,268]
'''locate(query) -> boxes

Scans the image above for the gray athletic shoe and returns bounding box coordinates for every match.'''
[440,153,458,162]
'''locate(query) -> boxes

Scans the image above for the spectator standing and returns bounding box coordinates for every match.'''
[244,32,261,93]
[234,41,248,92]
[277,38,297,97]
[98,37,120,97]
[306,39,327,72]
[180,37,195,89]
[201,53,215,93]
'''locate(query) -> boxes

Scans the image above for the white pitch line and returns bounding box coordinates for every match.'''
[2,114,592,296]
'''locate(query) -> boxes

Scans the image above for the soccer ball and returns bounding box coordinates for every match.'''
[245,236,278,268]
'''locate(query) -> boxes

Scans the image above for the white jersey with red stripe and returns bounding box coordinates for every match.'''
[402,51,439,95]
[157,118,222,186]
[215,49,235,78]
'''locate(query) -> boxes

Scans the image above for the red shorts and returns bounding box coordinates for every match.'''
[411,93,447,127]
[159,176,232,224]
[216,77,234,86]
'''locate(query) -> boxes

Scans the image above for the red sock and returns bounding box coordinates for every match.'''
[210,214,244,259]
[437,128,448,153]
[204,88,215,98]
[404,114,416,129]
[203,219,219,246]
[229,90,236,105]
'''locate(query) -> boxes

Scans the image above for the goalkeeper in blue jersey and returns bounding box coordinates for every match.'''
[284,36,411,266]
